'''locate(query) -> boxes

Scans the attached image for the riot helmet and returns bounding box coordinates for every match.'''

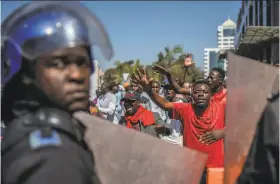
[1,1,113,86]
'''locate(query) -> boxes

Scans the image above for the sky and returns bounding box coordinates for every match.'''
[1,1,241,71]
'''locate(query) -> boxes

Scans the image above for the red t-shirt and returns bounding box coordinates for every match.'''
[173,101,225,168]
[212,88,227,110]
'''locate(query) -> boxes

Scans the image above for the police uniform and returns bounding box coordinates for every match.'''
[1,2,113,184]
[236,91,279,184]
[1,108,101,184]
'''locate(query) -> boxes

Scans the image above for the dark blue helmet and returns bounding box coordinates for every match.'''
[1,2,113,85]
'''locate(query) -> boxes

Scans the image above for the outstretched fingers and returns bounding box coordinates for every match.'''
[136,68,143,79]
[152,64,167,74]
[132,73,140,82]
[140,67,146,76]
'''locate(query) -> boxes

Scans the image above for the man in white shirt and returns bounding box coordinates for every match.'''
[97,81,119,122]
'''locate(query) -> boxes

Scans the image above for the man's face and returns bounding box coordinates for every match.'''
[192,83,211,108]
[34,46,91,113]
[184,56,192,66]
[112,85,119,94]
[165,87,175,100]
[96,89,102,97]
[123,99,139,116]
[207,70,222,90]
[130,83,138,91]
[151,82,160,94]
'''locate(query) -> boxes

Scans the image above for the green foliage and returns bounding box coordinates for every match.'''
[103,45,204,85]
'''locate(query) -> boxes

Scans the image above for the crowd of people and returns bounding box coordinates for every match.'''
[89,55,228,183]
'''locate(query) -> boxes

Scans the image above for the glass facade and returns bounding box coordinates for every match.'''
[223,28,235,37]
[209,51,220,70]
[263,1,267,26]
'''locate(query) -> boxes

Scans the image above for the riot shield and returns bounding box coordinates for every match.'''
[74,112,208,184]
[224,52,279,184]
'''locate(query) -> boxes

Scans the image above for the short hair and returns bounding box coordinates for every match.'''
[192,79,211,89]
[152,80,160,86]
[211,67,225,80]
[184,53,193,58]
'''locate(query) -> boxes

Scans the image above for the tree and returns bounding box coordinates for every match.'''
[103,44,204,85]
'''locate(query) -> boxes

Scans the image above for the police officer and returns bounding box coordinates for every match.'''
[1,2,113,184]
[236,90,279,184]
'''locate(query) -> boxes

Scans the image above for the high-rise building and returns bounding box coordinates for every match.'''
[204,18,236,77]
[217,18,236,50]
[203,48,220,78]
[235,0,279,65]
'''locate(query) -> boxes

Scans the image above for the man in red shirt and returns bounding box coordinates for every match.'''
[133,69,225,184]
[207,67,227,109]
[152,65,227,109]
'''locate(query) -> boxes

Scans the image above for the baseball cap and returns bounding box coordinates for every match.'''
[121,90,141,102]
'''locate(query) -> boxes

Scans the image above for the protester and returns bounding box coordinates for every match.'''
[153,65,227,109]
[97,81,119,122]
[147,81,167,122]
[222,79,227,89]
[129,81,152,110]
[89,89,103,116]
[123,81,130,92]
[121,90,171,137]
[114,84,126,124]
[237,91,279,184]
[1,2,114,183]
[207,67,227,108]
[152,64,193,97]
[160,82,185,145]
[133,69,225,184]
[92,88,102,106]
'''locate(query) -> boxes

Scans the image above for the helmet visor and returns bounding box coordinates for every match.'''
[1,2,113,84]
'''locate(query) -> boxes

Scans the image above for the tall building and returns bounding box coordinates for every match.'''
[203,48,220,78]
[235,0,279,65]
[217,18,236,50]
[204,18,236,77]
[217,18,236,72]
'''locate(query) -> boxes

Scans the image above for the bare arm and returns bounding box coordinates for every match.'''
[132,68,174,111]
[148,90,174,111]
[166,73,191,95]
[153,64,191,95]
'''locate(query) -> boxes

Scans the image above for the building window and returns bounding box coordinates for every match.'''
[249,4,253,26]
[263,1,267,26]
[267,0,271,26]
[223,28,235,37]
[209,51,219,70]
[271,0,279,26]
[259,0,263,26]
[254,1,258,26]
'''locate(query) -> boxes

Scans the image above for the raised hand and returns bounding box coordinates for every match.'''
[152,64,170,76]
[132,68,153,92]
[184,61,195,67]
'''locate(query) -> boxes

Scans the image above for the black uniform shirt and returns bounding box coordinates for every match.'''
[1,112,101,184]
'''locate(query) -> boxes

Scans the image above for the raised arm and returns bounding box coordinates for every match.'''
[152,64,191,95]
[132,68,174,111]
